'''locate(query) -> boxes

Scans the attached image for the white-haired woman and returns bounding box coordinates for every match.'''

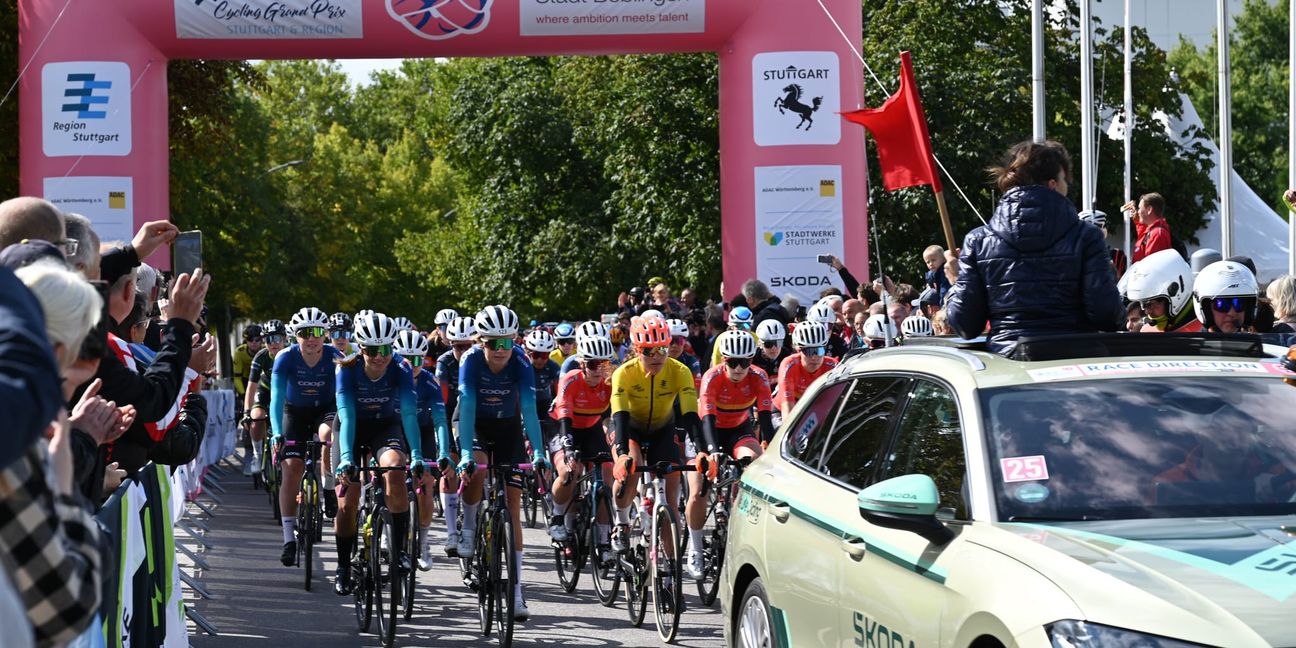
[1267,275,1296,333]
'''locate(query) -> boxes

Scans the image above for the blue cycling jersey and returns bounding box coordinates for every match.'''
[457,346,543,461]
[677,352,702,378]
[411,366,451,459]
[335,359,422,464]
[532,357,561,412]
[269,344,343,439]
[560,354,581,376]
[436,349,460,419]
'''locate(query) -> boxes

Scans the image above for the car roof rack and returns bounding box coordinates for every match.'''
[1009,332,1268,361]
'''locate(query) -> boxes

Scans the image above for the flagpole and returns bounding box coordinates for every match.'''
[1080,0,1096,212]
[1289,0,1295,274]
[934,189,956,252]
[1032,0,1046,142]
[1218,0,1234,258]
[1123,0,1134,267]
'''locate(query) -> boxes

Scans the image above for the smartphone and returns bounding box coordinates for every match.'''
[79,280,111,361]
[601,313,618,326]
[173,230,202,277]
[816,254,834,264]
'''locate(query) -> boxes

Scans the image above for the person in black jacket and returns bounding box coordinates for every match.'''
[743,279,791,330]
[945,140,1124,355]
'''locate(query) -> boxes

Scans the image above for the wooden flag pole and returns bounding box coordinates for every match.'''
[933,188,956,252]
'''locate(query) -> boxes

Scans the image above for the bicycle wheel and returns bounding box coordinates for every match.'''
[553,496,581,593]
[430,480,444,519]
[300,478,315,591]
[403,500,418,621]
[624,543,648,627]
[376,510,402,647]
[522,475,539,529]
[697,493,726,606]
[652,505,684,642]
[494,512,516,646]
[353,525,373,633]
[589,486,620,606]
[477,520,494,637]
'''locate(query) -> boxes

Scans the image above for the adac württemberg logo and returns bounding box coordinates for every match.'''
[768,65,827,131]
[61,73,111,120]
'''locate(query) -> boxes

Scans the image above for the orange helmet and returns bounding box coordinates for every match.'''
[630,316,671,348]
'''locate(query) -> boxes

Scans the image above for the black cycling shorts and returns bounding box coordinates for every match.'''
[627,427,683,466]
[549,424,612,459]
[254,385,271,410]
[356,417,407,461]
[281,404,336,459]
[717,419,759,457]
[470,416,528,467]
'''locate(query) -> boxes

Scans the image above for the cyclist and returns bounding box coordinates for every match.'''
[862,313,899,349]
[270,307,344,567]
[430,308,459,359]
[710,306,756,368]
[549,322,578,365]
[1193,260,1260,333]
[901,314,934,339]
[753,319,788,391]
[666,318,702,381]
[394,328,450,572]
[243,320,286,476]
[559,320,612,374]
[685,330,773,580]
[434,316,475,556]
[525,329,562,452]
[234,324,264,474]
[391,316,415,333]
[329,312,354,356]
[807,301,849,357]
[333,312,424,594]
[610,317,699,556]
[777,321,839,418]
[455,305,549,621]
[548,336,617,563]
[1124,249,1202,333]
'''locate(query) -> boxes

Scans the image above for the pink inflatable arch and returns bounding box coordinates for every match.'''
[19,0,867,300]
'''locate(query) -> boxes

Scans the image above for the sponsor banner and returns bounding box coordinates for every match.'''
[43,176,135,245]
[42,62,132,157]
[754,165,843,305]
[1027,359,1273,382]
[175,0,363,39]
[752,51,840,147]
[520,0,704,36]
[389,0,493,40]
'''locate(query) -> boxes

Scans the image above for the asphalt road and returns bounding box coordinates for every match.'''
[187,460,727,648]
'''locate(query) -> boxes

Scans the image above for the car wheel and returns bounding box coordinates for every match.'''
[736,576,775,648]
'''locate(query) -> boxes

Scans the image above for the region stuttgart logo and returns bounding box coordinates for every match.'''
[388,0,492,40]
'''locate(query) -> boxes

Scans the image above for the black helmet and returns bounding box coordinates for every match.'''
[243,323,264,340]
[262,319,287,337]
[329,311,352,331]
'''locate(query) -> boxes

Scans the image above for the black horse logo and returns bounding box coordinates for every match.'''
[774,84,822,131]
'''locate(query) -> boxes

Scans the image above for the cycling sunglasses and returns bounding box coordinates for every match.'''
[641,346,670,357]
[583,359,607,371]
[452,342,474,352]
[265,335,285,345]
[297,326,327,339]
[801,346,826,357]
[1212,297,1250,313]
[530,351,550,362]
[556,337,576,345]
[725,357,753,369]
[485,337,514,351]
[761,340,780,349]
[362,344,392,357]
[400,354,423,366]
[670,336,687,346]
[329,329,351,340]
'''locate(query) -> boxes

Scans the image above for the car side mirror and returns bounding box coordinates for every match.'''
[857,474,954,546]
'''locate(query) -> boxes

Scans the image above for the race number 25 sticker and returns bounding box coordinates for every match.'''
[1000,455,1049,483]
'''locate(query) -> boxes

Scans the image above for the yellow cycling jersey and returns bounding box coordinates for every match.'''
[232,344,256,395]
[549,348,572,366]
[610,356,698,431]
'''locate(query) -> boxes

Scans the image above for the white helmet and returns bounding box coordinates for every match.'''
[900,315,933,337]
[863,313,898,340]
[434,308,459,326]
[1193,260,1259,328]
[755,319,786,342]
[1078,209,1107,229]
[717,330,757,359]
[817,294,844,310]
[525,329,557,353]
[576,320,610,341]
[665,318,689,338]
[792,321,830,348]
[289,307,329,334]
[806,302,837,325]
[475,305,519,337]
[391,316,415,332]
[355,308,375,321]
[354,312,398,346]
[393,329,430,357]
[577,336,617,361]
[1124,249,1194,327]
[446,316,477,342]
[640,308,665,321]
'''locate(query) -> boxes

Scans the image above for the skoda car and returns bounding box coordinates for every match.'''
[721,334,1296,648]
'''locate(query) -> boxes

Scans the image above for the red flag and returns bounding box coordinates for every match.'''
[841,51,943,192]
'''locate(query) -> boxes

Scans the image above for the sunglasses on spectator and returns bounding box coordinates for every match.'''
[330,329,351,340]
[485,337,514,351]
[641,346,670,357]
[724,357,753,369]
[557,338,576,345]
[801,346,826,356]
[1212,297,1250,313]
[400,354,423,366]
[583,359,607,371]
[297,326,327,339]
[452,342,473,352]
[362,344,393,357]
[761,340,780,349]
[265,335,284,344]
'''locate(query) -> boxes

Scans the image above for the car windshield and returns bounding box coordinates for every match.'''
[981,376,1296,521]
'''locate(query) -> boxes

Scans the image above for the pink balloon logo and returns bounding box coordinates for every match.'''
[387,0,493,41]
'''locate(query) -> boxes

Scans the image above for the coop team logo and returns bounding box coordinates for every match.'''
[388,0,492,40]
[42,62,132,157]
[752,51,840,147]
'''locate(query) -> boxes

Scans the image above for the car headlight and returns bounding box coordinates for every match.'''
[1046,620,1209,648]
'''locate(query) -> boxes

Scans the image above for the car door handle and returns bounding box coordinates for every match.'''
[841,538,868,561]
[769,501,790,523]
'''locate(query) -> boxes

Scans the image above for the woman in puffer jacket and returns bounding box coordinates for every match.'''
[945,140,1124,355]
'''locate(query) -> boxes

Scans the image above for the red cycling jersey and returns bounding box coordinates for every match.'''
[699,364,773,428]
[550,368,611,429]
[776,354,839,410]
